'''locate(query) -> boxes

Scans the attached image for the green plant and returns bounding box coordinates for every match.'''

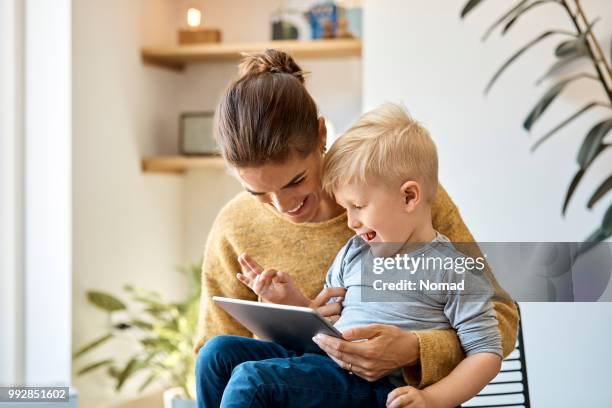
[73,263,201,399]
[460,0,612,254]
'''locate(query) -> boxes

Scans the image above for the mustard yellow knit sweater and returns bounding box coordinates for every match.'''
[194,186,519,388]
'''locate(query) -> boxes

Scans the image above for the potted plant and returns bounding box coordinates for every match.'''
[73,263,201,408]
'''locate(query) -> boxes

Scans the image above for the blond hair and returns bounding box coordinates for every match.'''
[322,103,438,201]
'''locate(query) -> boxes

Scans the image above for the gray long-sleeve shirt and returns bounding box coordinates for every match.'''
[326,233,502,360]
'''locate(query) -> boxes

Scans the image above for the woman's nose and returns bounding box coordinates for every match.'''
[270,193,292,213]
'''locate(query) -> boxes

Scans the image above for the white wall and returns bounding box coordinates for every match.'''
[72,1,185,406]
[364,1,612,406]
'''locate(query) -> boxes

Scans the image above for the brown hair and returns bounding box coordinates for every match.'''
[215,49,320,167]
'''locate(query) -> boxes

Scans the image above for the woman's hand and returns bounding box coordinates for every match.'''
[312,324,420,382]
[237,253,309,306]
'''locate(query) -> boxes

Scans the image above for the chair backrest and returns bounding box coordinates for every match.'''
[462,303,531,408]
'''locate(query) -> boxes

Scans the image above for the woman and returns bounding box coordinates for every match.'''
[194,49,518,405]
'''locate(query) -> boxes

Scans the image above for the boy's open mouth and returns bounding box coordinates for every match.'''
[362,231,377,241]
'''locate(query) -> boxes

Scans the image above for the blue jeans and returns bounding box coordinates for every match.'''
[195,335,396,408]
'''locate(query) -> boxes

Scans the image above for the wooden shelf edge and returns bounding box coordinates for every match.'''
[142,155,226,174]
[142,39,361,70]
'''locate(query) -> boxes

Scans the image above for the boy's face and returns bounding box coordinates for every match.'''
[334,180,414,245]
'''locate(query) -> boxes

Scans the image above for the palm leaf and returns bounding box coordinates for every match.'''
[523,74,590,131]
[77,359,113,376]
[87,291,126,312]
[530,101,599,151]
[562,169,585,215]
[485,29,574,94]
[73,333,113,359]
[587,175,612,209]
[482,0,530,41]
[563,118,612,215]
[577,118,612,167]
[555,38,587,58]
[460,0,486,18]
[577,203,612,257]
[502,0,559,35]
[535,18,599,85]
[535,51,588,85]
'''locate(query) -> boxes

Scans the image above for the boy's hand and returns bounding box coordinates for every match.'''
[386,386,435,408]
[237,253,309,306]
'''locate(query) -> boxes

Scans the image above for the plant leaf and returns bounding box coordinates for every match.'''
[461,0,486,18]
[562,169,585,215]
[116,358,138,391]
[577,203,612,257]
[577,118,612,167]
[77,359,113,376]
[87,291,126,312]
[73,333,113,359]
[531,102,599,151]
[536,51,589,85]
[555,38,587,58]
[587,175,612,209]
[485,30,573,94]
[131,319,154,331]
[108,366,120,379]
[502,0,558,35]
[139,373,159,393]
[523,74,588,131]
[482,0,530,41]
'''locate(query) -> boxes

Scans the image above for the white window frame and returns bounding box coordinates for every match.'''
[0,0,72,386]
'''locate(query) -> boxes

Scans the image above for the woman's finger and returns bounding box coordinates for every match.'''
[253,275,266,295]
[237,255,257,281]
[312,334,372,362]
[238,253,264,276]
[236,273,253,287]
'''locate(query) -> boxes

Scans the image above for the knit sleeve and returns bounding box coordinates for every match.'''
[402,185,519,387]
[193,210,258,354]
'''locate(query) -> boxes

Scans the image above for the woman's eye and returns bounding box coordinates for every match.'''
[352,204,363,209]
[290,177,305,187]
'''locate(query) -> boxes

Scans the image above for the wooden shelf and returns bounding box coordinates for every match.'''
[142,155,226,174]
[141,39,362,70]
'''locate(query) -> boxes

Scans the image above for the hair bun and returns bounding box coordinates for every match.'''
[239,49,306,84]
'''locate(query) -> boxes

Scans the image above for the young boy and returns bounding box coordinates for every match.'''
[198,103,502,408]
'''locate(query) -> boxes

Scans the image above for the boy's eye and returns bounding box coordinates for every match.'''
[352,204,363,209]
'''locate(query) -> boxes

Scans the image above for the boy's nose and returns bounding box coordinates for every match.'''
[348,215,362,230]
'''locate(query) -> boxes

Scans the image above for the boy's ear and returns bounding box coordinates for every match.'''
[401,180,421,212]
[318,117,327,152]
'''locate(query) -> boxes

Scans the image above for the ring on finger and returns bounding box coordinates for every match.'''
[348,363,353,375]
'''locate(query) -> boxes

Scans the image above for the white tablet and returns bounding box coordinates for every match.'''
[213,296,343,353]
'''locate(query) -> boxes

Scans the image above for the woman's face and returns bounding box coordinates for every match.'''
[236,150,327,223]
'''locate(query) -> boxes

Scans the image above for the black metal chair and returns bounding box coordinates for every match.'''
[462,303,531,408]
